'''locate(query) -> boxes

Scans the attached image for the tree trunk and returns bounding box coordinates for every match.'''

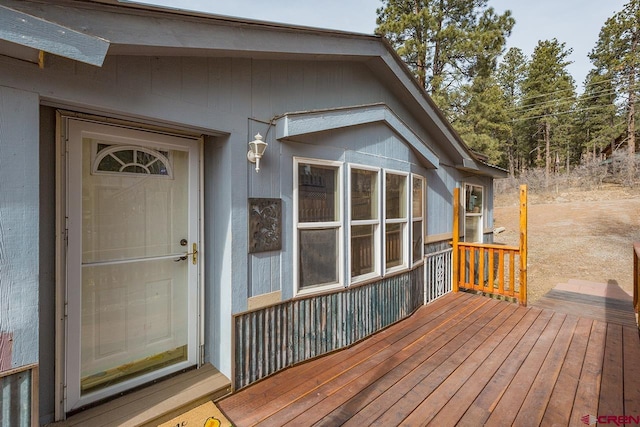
[545,120,551,188]
[415,2,426,89]
[628,70,636,185]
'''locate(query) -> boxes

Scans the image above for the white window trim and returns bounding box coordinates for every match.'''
[293,157,344,297]
[348,164,382,284]
[383,169,410,275]
[463,183,484,243]
[411,174,425,266]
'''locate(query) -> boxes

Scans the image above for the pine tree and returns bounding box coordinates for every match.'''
[452,75,510,166]
[375,0,514,116]
[589,0,640,184]
[576,70,621,162]
[518,39,576,186]
[496,47,528,175]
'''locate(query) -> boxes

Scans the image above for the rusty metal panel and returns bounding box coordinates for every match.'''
[0,368,32,426]
[233,267,425,389]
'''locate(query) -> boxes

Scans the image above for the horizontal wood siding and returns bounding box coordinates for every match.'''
[233,267,424,389]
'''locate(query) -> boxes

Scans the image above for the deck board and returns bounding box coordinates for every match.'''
[540,316,592,426]
[50,363,230,427]
[217,291,640,427]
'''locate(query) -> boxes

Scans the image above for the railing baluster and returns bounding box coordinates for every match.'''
[478,247,485,291]
[469,248,476,290]
[488,248,495,291]
[509,251,516,297]
[498,248,504,295]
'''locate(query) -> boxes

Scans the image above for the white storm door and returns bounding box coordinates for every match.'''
[65,119,200,412]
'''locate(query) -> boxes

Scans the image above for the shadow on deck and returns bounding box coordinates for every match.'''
[217,290,640,426]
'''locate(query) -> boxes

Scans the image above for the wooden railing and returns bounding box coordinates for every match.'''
[452,185,528,306]
[456,242,522,303]
[634,243,640,313]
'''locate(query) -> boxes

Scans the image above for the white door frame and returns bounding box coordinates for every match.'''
[55,115,204,416]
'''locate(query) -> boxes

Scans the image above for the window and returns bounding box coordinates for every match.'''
[411,175,425,264]
[295,159,342,292]
[92,143,172,177]
[464,184,484,242]
[350,167,380,280]
[295,158,424,293]
[384,172,408,272]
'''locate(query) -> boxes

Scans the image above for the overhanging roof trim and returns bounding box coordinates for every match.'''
[0,5,109,66]
[275,104,439,169]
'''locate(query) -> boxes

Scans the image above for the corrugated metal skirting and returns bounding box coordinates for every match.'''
[0,368,32,426]
[233,267,424,389]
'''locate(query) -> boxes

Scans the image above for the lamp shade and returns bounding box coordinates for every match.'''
[247,133,268,172]
[249,134,267,157]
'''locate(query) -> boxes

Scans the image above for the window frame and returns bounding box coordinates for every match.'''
[293,157,344,296]
[348,164,382,284]
[463,183,484,243]
[411,174,425,266]
[383,169,410,275]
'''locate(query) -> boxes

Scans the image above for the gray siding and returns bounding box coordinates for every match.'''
[0,45,492,415]
[0,86,39,371]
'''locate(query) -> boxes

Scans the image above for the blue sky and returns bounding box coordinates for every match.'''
[133,0,627,90]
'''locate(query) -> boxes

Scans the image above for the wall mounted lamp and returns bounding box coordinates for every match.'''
[247,133,268,173]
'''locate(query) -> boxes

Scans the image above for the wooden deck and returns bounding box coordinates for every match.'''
[218,291,640,426]
[49,363,230,427]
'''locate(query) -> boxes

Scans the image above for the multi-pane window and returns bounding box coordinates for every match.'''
[295,159,424,293]
[464,184,484,243]
[384,172,408,271]
[92,143,172,177]
[350,167,380,280]
[412,175,425,264]
[295,160,342,291]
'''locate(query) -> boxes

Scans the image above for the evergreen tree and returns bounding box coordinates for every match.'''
[452,75,510,166]
[375,0,514,116]
[496,47,528,175]
[589,0,640,184]
[576,70,621,162]
[518,39,576,186]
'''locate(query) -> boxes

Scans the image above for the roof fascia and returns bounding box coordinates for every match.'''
[275,104,439,169]
[6,1,495,173]
[0,4,109,66]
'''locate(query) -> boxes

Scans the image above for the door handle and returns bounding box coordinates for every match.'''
[174,243,198,265]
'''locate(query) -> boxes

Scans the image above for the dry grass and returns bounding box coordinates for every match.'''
[492,184,640,304]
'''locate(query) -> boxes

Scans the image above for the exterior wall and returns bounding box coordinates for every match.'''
[0,86,40,369]
[251,123,429,302]
[0,85,40,421]
[0,48,493,418]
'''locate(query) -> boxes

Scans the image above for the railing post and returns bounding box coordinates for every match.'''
[452,187,460,293]
[634,243,639,313]
[519,185,528,306]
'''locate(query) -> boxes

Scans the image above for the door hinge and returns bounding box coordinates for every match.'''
[199,344,205,366]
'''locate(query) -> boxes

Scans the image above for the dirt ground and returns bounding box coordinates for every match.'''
[493,184,640,304]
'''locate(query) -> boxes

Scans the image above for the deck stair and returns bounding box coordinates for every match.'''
[532,279,637,328]
[48,363,230,427]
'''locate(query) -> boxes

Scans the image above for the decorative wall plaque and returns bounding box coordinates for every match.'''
[248,198,282,253]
